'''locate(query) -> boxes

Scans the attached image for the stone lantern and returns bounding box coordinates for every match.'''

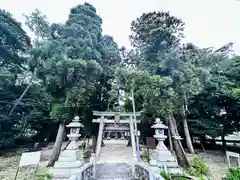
[66,116,83,150]
[151,118,168,151]
[149,118,181,174]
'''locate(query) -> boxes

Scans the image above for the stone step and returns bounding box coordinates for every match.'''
[158,161,179,167]
[167,167,183,174]
[58,156,77,162]
[50,168,80,178]
[54,161,82,168]
[95,163,132,179]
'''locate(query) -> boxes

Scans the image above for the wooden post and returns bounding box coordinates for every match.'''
[14,167,20,180]
[33,164,39,180]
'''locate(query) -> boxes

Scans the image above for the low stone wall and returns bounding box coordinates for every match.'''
[68,163,94,180]
[134,162,164,180]
[68,162,165,180]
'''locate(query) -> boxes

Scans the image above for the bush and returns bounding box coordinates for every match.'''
[160,172,171,180]
[186,157,209,178]
[83,148,92,159]
[140,149,150,163]
[225,168,240,180]
[160,172,193,180]
[36,173,52,180]
[160,157,209,180]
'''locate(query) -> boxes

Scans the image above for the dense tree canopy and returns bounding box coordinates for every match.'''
[0,3,239,168]
[0,9,31,74]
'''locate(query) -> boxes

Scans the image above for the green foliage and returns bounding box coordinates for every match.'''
[232,88,240,99]
[140,149,150,163]
[83,148,92,159]
[225,168,240,180]
[186,157,209,178]
[63,3,105,61]
[24,9,50,40]
[36,173,53,180]
[160,172,171,180]
[130,11,184,64]
[160,172,192,180]
[0,9,31,73]
[160,157,209,179]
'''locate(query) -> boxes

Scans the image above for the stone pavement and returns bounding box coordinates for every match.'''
[95,163,133,179]
[97,140,135,164]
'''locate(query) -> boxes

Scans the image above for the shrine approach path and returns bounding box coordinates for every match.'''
[97,139,135,163]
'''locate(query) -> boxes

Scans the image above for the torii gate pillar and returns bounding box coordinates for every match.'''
[96,115,104,157]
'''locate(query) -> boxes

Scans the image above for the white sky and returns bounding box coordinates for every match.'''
[1,0,240,53]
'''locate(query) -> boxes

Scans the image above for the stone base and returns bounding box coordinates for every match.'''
[150,159,182,174]
[51,149,83,180]
[150,149,182,174]
[151,148,175,162]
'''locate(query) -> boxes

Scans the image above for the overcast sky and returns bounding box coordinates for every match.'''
[1,0,240,53]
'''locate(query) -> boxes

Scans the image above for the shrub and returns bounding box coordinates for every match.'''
[160,172,171,180]
[83,148,92,159]
[140,149,150,163]
[160,172,193,180]
[225,168,240,180]
[160,157,210,179]
[186,157,209,178]
[36,173,52,180]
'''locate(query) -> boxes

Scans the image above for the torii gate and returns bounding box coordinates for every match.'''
[92,111,141,158]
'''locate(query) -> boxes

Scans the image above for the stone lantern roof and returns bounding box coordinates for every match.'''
[151,118,167,129]
[66,116,83,128]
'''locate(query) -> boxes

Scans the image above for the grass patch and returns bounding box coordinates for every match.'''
[0,152,50,180]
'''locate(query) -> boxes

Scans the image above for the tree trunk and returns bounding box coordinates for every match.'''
[181,93,195,154]
[47,122,65,166]
[172,117,179,136]
[211,137,216,146]
[221,134,227,151]
[182,118,194,153]
[9,69,36,116]
[199,135,206,152]
[47,94,69,167]
[62,140,71,151]
[87,137,90,147]
[168,116,189,167]
[168,129,173,152]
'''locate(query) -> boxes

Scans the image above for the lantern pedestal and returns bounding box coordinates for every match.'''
[150,134,175,162]
[149,118,182,174]
[66,134,81,150]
